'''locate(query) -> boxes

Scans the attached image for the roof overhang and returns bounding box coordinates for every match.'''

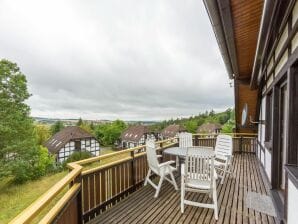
[203,0,264,132]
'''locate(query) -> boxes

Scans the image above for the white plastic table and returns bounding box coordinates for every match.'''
[163,146,214,157]
[163,147,215,175]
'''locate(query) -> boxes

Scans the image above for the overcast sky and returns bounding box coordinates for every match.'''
[0,0,233,121]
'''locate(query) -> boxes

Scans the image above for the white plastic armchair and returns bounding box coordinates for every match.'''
[214,134,233,184]
[177,132,193,168]
[179,132,193,148]
[144,139,178,198]
[181,148,218,220]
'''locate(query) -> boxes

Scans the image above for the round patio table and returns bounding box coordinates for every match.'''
[163,146,214,158]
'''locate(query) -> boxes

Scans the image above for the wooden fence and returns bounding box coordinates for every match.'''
[10,133,256,224]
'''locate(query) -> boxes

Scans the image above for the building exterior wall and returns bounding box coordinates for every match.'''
[121,133,156,149]
[57,137,100,163]
[255,1,298,222]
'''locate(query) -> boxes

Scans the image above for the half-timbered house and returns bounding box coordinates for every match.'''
[120,125,156,148]
[45,126,100,163]
[160,124,186,139]
[204,0,298,222]
[196,122,222,134]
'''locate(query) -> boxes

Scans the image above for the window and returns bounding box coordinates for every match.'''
[265,92,273,142]
[75,141,81,151]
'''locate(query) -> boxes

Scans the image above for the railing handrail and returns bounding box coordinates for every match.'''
[193,133,257,136]
[10,134,257,223]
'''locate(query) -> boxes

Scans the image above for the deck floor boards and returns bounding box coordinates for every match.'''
[88,154,277,224]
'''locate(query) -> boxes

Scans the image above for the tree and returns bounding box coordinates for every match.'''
[77,117,83,126]
[51,121,64,135]
[90,122,95,130]
[185,120,197,133]
[94,120,127,146]
[79,122,93,134]
[35,124,51,145]
[0,59,54,183]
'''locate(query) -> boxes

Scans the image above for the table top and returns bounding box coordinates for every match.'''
[163,146,214,157]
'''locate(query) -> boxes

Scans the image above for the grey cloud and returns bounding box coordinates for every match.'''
[0,0,233,120]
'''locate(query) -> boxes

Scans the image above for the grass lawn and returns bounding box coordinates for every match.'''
[0,171,67,224]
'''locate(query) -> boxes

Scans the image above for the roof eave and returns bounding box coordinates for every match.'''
[203,0,238,80]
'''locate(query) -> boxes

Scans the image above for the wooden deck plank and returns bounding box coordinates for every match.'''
[88,154,277,224]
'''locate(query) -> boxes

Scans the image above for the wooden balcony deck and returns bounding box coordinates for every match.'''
[88,154,277,224]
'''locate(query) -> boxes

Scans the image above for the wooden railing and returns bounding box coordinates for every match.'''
[10,133,256,224]
[193,133,258,153]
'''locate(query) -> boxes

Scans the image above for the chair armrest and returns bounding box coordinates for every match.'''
[159,160,175,167]
[214,169,218,180]
[181,164,185,176]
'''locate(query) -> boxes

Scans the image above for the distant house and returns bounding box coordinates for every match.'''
[160,124,186,139]
[120,125,156,148]
[197,123,222,134]
[44,126,100,163]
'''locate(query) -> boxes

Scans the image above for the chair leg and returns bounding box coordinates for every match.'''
[181,178,185,213]
[154,176,164,198]
[213,181,218,220]
[169,171,178,190]
[221,165,228,184]
[144,168,151,186]
[176,156,179,169]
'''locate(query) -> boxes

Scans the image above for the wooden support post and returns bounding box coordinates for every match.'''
[130,151,136,191]
[240,136,243,153]
[194,135,198,146]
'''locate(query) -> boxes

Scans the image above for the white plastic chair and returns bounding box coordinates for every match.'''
[214,134,233,184]
[177,132,193,168]
[181,148,218,220]
[144,139,178,198]
[179,132,193,148]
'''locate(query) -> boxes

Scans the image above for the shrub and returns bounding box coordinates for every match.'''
[63,151,92,167]
[12,146,55,184]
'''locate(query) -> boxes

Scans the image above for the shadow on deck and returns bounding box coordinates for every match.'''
[88,154,277,224]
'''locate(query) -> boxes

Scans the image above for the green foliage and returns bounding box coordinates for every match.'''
[76,117,83,126]
[151,108,235,133]
[90,122,95,130]
[35,124,51,145]
[221,109,236,133]
[94,120,127,146]
[79,122,93,134]
[50,121,64,135]
[63,151,92,165]
[0,59,53,183]
[185,120,197,133]
[10,146,54,184]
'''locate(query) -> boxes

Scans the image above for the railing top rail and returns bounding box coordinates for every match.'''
[193,133,257,136]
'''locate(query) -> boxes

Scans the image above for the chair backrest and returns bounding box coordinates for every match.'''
[146,139,159,171]
[179,132,193,148]
[185,147,214,186]
[214,134,233,160]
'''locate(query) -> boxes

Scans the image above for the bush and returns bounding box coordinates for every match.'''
[63,151,92,167]
[12,146,55,184]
